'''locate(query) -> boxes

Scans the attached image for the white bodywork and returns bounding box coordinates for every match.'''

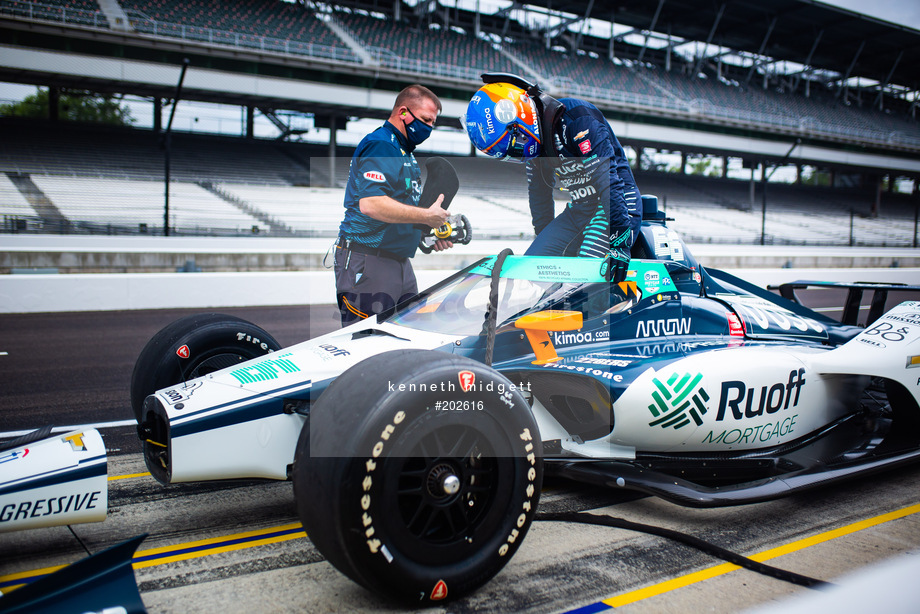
[153,319,463,483]
[149,301,920,482]
[0,429,107,532]
[604,301,920,454]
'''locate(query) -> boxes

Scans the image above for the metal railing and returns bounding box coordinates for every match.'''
[4,1,918,151]
[547,68,920,150]
[125,13,359,63]
[0,0,108,27]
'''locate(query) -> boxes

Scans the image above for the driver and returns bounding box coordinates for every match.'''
[462,74,642,284]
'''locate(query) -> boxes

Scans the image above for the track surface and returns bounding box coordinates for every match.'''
[2,298,920,613]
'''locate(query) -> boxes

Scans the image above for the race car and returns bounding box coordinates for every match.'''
[130,195,920,604]
[0,427,107,533]
[0,430,151,613]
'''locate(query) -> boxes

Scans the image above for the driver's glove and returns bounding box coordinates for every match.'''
[599,227,632,283]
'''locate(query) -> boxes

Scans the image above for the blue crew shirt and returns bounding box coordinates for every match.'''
[338,121,422,259]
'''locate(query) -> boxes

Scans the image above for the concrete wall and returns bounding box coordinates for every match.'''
[4,236,920,274]
[2,235,918,313]
[2,267,918,314]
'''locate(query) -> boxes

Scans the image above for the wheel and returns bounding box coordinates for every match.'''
[130,313,281,422]
[293,349,542,604]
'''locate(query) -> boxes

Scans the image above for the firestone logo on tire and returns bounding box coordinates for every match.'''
[430,580,448,601]
[176,345,190,359]
[458,370,475,392]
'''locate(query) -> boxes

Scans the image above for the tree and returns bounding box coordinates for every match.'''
[0,87,134,125]
[800,166,831,187]
[686,156,721,177]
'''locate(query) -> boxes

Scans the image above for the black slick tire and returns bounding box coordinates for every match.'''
[130,313,281,422]
[292,349,542,604]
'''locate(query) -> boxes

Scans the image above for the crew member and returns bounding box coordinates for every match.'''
[335,84,453,326]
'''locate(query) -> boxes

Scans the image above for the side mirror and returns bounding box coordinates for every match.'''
[514,310,583,365]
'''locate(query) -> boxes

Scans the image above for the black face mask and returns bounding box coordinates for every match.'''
[403,108,433,146]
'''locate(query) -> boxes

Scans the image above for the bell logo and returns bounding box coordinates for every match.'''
[430,580,448,601]
[363,171,386,183]
[458,371,475,392]
[176,345,190,359]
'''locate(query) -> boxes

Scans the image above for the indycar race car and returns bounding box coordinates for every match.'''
[0,427,107,533]
[130,195,920,604]
[0,429,149,614]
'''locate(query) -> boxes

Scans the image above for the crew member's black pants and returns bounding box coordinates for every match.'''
[333,247,417,327]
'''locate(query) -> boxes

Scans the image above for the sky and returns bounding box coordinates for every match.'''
[821,0,920,30]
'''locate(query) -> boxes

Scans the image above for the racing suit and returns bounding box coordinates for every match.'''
[335,121,423,325]
[524,98,641,260]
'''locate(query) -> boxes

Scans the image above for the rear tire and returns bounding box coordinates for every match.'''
[130,313,281,422]
[293,349,541,604]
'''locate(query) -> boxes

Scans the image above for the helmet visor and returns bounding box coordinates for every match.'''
[499,124,527,161]
[462,112,539,162]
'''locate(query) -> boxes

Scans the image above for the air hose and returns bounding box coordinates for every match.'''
[482,248,514,366]
[537,511,832,590]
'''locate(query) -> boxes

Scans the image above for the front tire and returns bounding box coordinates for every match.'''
[293,349,542,604]
[130,313,281,422]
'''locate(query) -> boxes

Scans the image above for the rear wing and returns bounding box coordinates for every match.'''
[770,280,920,326]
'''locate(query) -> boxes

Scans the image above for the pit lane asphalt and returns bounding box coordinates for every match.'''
[2,303,920,613]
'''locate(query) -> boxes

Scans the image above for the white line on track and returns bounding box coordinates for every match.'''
[0,352,7,356]
[0,419,136,439]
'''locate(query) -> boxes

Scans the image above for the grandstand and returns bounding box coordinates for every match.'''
[0,0,918,249]
[2,0,917,148]
[0,119,312,185]
[332,10,518,79]
[119,0,357,62]
[32,175,269,235]
[0,173,35,232]
[1,118,914,245]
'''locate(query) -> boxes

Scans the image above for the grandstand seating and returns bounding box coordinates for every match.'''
[8,0,919,148]
[638,171,918,246]
[0,173,35,218]
[213,183,553,240]
[2,0,108,27]
[630,64,920,145]
[30,175,269,235]
[217,183,343,236]
[333,11,518,79]
[1,118,913,245]
[0,119,313,185]
[36,0,100,11]
[119,0,356,61]
[504,40,672,107]
[486,36,920,145]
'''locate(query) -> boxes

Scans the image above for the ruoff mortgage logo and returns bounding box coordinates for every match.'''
[647,372,710,430]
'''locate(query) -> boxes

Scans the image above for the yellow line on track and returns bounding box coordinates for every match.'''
[601,502,920,609]
[0,565,67,584]
[107,472,151,481]
[0,523,308,592]
[131,522,306,569]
